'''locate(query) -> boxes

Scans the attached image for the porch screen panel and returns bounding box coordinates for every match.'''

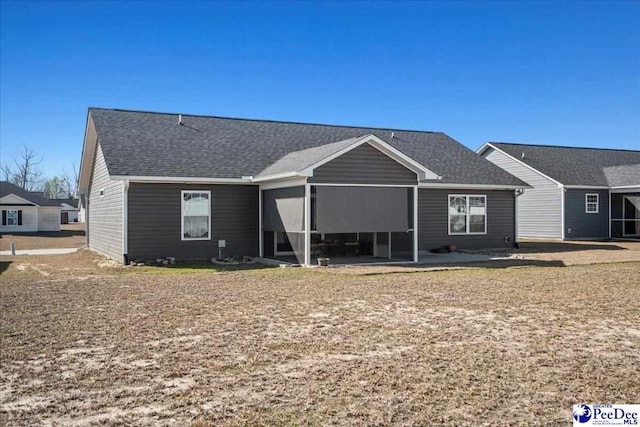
[262,187,304,232]
[316,186,408,233]
[286,232,306,264]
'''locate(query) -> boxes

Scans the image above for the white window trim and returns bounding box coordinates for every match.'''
[448,194,488,235]
[585,193,599,214]
[7,209,19,226]
[181,190,212,241]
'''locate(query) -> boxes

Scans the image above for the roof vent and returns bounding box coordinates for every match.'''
[521,152,525,159]
[391,132,395,139]
[178,114,183,125]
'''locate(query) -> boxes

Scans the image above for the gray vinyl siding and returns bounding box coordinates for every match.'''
[128,183,258,260]
[482,147,562,239]
[309,143,418,185]
[418,189,515,251]
[88,143,124,262]
[564,189,609,239]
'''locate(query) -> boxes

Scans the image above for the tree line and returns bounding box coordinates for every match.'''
[1,146,79,199]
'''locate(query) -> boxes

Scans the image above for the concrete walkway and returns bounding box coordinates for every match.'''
[0,248,79,256]
[418,251,510,264]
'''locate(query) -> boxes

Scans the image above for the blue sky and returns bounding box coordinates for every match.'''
[1,0,639,179]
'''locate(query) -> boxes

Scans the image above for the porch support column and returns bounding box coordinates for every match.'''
[413,186,418,262]
[304,183,311,266]
[514,189,519,244]
[608,190,611,239]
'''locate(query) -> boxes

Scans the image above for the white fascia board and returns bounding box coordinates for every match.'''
[563,185,610,190]
[110,175,255,185]
[311,183,413,188]
[0,194,40,207]
[252,171,311,183]
[259,177,308,190]
[610,186,640,193]
[479,143,564,188]
[476,143,492,155]
[365,135,440,180]
[78,112,98,193]
[298,134,439,180]
[418,182,529,190]
[297,135,369,176]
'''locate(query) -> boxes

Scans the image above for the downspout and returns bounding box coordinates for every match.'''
[514,189,520,247]
[258,187,263,257]
[122,180,129,265]
[413,186,418,262]
[560,185,566,240]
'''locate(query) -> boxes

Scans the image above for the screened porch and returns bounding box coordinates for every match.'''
[261,185,417,266]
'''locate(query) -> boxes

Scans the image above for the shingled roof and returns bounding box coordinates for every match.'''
[0,181,62,206]
[88,108,525,186]
[488,143,640,187]
[603,164,640,187]
[256,136,362,178]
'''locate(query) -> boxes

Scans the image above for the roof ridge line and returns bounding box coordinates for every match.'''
[88,107,441,135]
[490,141,640,153]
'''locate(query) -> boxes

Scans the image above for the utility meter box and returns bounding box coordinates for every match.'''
[218,240,226,248]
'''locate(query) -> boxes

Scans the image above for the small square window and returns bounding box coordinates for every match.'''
[586,194,599,213]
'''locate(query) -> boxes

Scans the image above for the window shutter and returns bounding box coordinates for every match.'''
[1,210,6,226]
[18,210,23,225]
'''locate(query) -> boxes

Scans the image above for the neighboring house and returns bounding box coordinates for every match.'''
[78,108,527,265]
[478,143,640,240]
[77,195,86,223]
[53,198,80,223]
[0,181,62,233]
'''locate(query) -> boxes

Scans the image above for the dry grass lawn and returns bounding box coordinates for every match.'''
[0,223,86,251]
[1,250,639,426]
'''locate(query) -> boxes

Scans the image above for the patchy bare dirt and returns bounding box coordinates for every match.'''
[1,250,639,426]
[0,223,85,251]
[517,239,640,265]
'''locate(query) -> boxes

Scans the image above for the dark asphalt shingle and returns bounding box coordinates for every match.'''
[90,108,525,186]
[256,136,364,178]
[490,143,640,186]
[602,164,640,187]
[0,181,62,206]
[52,198,79,209]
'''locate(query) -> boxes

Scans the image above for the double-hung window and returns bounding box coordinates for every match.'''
[448,195,487,235]
[2,209,22,226]
[585,194,599,213]
[181,191,211,240]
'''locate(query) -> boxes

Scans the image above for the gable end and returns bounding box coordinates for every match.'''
[309,142,418,185]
